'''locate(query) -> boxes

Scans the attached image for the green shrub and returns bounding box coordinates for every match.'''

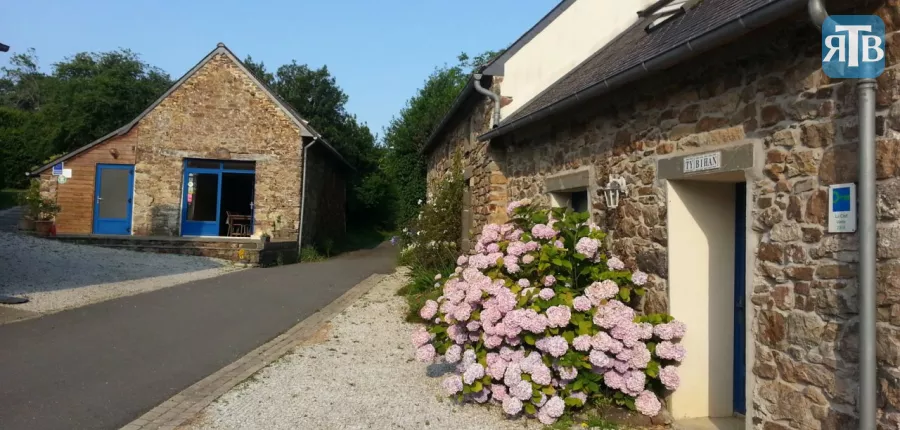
[299,246,325,262]
[396,151,464,271]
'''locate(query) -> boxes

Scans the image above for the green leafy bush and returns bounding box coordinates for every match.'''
[299,246,325,262]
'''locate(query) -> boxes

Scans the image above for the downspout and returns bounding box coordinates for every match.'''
[298,137,318,249]
[808,2,876,429]
[473,74,501,128]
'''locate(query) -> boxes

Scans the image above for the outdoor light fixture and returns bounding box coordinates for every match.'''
[600,176,628,209]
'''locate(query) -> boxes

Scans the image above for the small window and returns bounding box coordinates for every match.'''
[550,189,590,214]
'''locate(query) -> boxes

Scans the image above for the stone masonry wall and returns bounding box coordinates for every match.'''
[427,77,508,242]
[425,2,900,428]
[132,53,303,239]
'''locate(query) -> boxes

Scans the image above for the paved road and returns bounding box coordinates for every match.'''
[0,243,397,430]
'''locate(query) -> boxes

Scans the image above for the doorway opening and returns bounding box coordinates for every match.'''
[667,178,747,422]
[181,159,255,237]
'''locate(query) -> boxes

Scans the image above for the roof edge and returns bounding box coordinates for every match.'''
[420,76,481,155]
[29,43,353,175]
[478,0,805,142]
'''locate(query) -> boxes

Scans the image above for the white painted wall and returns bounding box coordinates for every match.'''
[667,180,736,419]
[499,0,656,119]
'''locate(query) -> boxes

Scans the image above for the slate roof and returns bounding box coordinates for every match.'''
[484,0,806,140]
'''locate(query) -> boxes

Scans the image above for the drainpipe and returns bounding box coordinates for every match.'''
[808,2,876,429]
[298,137,318,249]
[473,74,501,128]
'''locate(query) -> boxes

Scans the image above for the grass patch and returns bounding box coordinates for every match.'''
[397,265,452,322]
[299,246,326,262]
[0,189,23,210]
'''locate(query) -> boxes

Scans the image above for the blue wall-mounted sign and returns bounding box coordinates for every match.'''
[828,183,857,233]
[822,15,885,79]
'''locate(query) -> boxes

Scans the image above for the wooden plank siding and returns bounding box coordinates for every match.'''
[39,129,138,234]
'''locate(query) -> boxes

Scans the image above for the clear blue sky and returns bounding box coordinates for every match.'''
[0,0,556,139]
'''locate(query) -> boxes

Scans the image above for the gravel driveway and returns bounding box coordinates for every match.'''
[0,232,238,314]
[182,269,543,430]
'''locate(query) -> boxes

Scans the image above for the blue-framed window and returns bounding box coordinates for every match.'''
[181,159,256,237]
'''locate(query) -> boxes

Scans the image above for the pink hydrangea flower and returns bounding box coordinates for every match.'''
[537,411,557,425]
[604,370,625,391]
[463,363,485,384]
[543,275,557,287]
[522,254,535,264]
[585,280,619,305]
[484,335,504,348]
[624,370,646,396]
[569,391,588,405]
[442,375,463,395]
[631,270,649,286]
[411,327,431,347]
[466,320,481,331]
[607,256,625,271]
[531,364,553,385]
[531,224,558,240]
[544,336,569,358]
[502,397,523,415]
[573,335,592,352]
[538,288,556,300]
[507,241,528,256]
[656,341,687,362]
[517,279,530,288]
[574,237,600,258]
[589,350,612,367]
[541,396,565,419]
[639,323,654,340]
[488,358,508,379]
[487,243,501,253]
[508,229,524,241]
[457,255,468,266]
[504,363,522,386]
[660,365,680,390]
[591,332,624,354]
[472,389,490,403]
[453,302,473,321]
[611,321,644,348]
[558,366,578,380]
[573,295,592,312]
[635,390,662,416]
[654,321,688,340]
[491,384,509,402]
[415,344,435,362]
[525,241,540,251]
[546,306,571,328]
[594,300,637,329]
[509,380,533,401]
[445,344,462,363]
[506,200,526,216]
[628,344,652,369]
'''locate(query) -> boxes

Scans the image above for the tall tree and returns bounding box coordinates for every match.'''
[382,51,499,224]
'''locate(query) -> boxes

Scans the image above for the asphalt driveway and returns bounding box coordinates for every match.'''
[0,243,397,430]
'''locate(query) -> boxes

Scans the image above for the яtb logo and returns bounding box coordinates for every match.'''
[822,15,886,79]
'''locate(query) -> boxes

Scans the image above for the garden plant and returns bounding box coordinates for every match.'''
[411,199,686,425]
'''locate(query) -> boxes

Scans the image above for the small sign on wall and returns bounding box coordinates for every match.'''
[828,183,856,233]
[62,168,72,178]
[52,162,64,176]
[683,151,721,174]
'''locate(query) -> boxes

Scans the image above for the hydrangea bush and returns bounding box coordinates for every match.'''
[411,200,686,424]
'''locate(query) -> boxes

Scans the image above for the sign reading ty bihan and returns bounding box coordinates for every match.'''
[828,183,857,233]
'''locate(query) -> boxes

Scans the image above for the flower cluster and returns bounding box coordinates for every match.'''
[411,200,687,424]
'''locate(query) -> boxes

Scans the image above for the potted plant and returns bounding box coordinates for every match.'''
[34,198,60,237]
[17,180,42,231]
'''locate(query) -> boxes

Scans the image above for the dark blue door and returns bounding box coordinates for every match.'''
[181,160,256,236]
[93,164,134,235]
[734,182,747,415]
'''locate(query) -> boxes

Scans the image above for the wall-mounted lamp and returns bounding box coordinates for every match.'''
[600,176,628,209]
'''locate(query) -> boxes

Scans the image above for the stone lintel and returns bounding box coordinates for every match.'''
[544,169,591,193]
[657,141,760,181]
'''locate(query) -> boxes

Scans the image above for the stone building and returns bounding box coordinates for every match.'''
[423,0,900,428]
[28,43,349,255]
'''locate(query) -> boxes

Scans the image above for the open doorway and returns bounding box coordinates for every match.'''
[218,173,255,236]
[667,179,748,422]
[181,159,256,237]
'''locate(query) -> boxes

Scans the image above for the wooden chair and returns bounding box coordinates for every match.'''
[226,212,252,237]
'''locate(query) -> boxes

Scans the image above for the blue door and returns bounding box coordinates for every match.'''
[93,164,135,235]
[181,160,255,236]
[734,182,747,415]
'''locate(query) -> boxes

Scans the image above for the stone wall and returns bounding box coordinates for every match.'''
[132,53,303,239]
[300,144,347,248]
[427,77,508,244]
[424,2,900,428]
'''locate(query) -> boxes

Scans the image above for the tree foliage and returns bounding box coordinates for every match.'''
[382,51,498,225]
[0,49,171,188]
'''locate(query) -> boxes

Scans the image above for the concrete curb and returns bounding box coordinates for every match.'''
[121,272,389,430]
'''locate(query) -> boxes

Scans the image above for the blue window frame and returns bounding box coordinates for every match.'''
[734,182,747,415]
[181,159,255,237]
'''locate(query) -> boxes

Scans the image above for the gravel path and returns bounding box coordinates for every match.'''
[0,232,239,314]
[182,268,543,430]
